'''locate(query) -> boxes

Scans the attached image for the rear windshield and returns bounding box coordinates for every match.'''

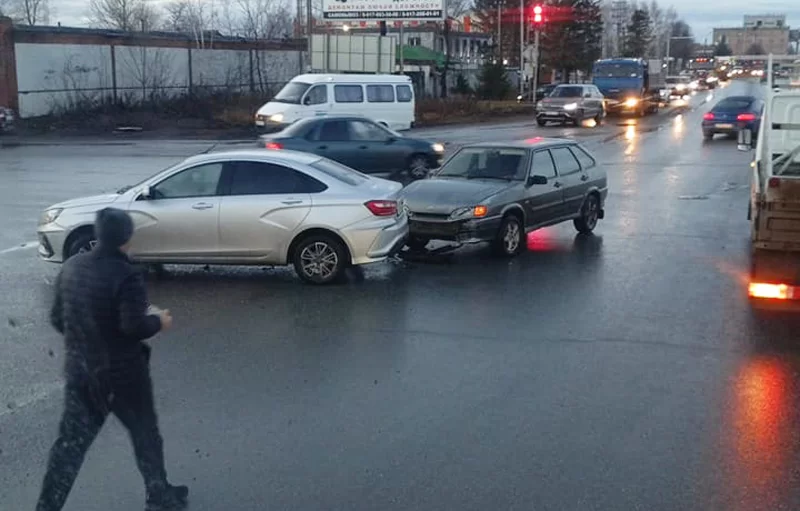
[716,97,753,110]
[310,158,369,186]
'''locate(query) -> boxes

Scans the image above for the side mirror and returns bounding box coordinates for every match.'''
[738,129,753,152]
[139,186,153,199]
[527,175,548,186]
[303,96,312,105]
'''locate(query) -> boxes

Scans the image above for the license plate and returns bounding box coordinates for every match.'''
[716,123,733,129]
[410,221,457,236]
[546,111,558,116]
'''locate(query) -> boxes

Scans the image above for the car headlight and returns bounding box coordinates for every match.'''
[563,102,578,111]
[624,98,638,108]
[517,95,523,101]
[40,208,63,225]
[269,113,284,123]
[676,84,686,91]
[432,143,445,153]
[450,205,488,220]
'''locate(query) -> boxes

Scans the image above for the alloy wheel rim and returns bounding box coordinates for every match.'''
[78,239,98,254]
[300,242,338,280]
[504,222,520,253]
[586,199,599,229]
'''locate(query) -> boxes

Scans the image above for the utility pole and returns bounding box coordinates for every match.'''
[306,0,313,71]
[519,0,524,94]
[497,1,503,63]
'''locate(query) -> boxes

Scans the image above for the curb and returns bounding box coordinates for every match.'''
[1,138,257,149]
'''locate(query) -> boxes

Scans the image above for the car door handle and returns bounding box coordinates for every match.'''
[581,174,589,181]
[281,199,303,205]
[191,202,214,210]
[553,181,563,188]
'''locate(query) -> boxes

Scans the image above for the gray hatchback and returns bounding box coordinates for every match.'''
[400,138,608,255]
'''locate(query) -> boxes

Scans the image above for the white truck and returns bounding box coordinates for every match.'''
[739,55,800,306]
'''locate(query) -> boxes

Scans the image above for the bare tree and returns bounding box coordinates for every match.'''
[4,0,50,25]
[89,0,160,31]
[236,0,293,92]
[163,0,219,47]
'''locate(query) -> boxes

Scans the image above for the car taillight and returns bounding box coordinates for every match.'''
[769,177,781,188]
[265,141,283,150]
[703,112,714,120]
[737,113,756,121]
[364,200,398,217]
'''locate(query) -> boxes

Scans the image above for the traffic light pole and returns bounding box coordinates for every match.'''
[532,28,540,101]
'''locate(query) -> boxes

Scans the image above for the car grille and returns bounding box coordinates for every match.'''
[409,212,449,221]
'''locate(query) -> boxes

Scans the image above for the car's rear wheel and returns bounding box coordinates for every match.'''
[65,230,97,259]
[292,234,347,285]
[573,194,600,234]
[703,130,714,141]
[537,118,547,127]
[408,154,431,179]
[493,215,524,257]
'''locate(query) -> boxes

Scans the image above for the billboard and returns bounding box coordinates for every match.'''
[321,0,445,21]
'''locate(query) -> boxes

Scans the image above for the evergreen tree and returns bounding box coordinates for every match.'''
[477,61,511,100]
[540,0,603,78]
[623,8,652,58]
[714,36,732,57]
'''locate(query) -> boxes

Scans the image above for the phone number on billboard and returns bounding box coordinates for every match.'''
[323,10,444,19]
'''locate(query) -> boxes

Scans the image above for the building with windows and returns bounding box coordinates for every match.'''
[713,15,791,55]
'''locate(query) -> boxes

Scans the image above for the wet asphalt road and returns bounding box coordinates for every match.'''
[4,82,800,511]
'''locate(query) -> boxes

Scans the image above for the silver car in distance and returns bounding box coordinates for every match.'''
[37,150,408,284]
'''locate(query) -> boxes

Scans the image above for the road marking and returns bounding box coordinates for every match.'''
[0,241,38,255]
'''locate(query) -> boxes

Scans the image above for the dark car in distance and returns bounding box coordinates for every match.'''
[400,138,608,256]
[259,116,445,178]
[702,95,764,141]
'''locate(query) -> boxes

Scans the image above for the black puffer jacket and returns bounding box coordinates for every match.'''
[50,245,162,381]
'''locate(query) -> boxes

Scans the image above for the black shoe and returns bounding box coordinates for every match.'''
[145,484,189,511]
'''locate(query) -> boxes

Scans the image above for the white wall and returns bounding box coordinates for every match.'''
[14,42,302,118]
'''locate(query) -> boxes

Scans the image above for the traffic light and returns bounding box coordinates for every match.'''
[532,5,543,25]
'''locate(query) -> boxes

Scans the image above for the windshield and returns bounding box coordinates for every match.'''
[436,147,528,180]
[272,82,311,104]
[310,158,370,186]
[715,97,754,111]
[594,63,642,78]
[551,86,583,98]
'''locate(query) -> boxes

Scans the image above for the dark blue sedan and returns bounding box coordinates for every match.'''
[702,95,763,141]
[258,116,445,178]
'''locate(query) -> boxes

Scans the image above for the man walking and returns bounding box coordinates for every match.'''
[37,208,188,511]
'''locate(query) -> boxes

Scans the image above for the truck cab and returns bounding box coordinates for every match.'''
[592,58,661,116]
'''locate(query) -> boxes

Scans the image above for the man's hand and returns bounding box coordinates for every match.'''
[159,309,173,331]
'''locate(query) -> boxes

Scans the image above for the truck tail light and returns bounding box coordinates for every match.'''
[364,200,398,216]
[749,282,795,300]
[768,177,781,188]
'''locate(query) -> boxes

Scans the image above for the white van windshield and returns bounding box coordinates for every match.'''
[273,82,311,104]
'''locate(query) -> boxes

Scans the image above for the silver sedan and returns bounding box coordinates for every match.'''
[37,150,408,284]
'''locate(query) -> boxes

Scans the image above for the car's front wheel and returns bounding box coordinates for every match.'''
[493,215,525,257]
[536,118,547,127]
[292,234,348,285]
[573,194,601,234]
[65,231,97,259]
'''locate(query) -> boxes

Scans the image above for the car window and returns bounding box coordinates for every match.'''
[348,120,389,141]
[531,150,556,178]
[550,147,581,175]
[437,147,528,180]
[569,146,596,170]
[304,85,328,105]
[153,163,223,199]
[334,85,364,103]
[551,86,583,98]
[318,120,351,142]
[396,84,413,102]
[367,84,395,103]
[310,158,370,186]
[229,161,327,195]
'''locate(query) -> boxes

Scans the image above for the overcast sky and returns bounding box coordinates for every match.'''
[44,0,800,44]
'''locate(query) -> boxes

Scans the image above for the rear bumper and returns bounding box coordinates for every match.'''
[702,121,757,134]
[408,215,502,243]
[357,214,409,263]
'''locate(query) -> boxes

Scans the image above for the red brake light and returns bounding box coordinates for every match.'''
[769,177,781,188]
[737,113,756,121]
[703,112,714,120]
[265,141,283,150]
[364,200,398,216]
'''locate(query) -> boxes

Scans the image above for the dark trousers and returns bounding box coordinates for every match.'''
[36,367,168,511]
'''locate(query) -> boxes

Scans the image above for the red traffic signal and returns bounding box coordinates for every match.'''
[532,5,543,24]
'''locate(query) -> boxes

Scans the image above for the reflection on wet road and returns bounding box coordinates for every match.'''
[4,81,800,510]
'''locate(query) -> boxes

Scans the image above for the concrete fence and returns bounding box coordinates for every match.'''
[0,17,305,118]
